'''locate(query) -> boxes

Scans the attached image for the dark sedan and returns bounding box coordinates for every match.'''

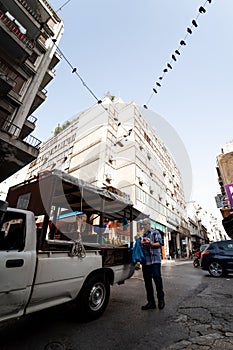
[201,239,233,277]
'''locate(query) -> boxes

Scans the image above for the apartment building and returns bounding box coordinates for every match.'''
[216,140,233,238]
[26,97,191,258]
[0,0,63,182]
[187,201,228,248]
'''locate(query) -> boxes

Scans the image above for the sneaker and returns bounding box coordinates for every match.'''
[158,299,165,310]
[141,302,156,310]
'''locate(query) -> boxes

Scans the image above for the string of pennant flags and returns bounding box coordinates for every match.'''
[143,0,213,109]
[53,0,213,111]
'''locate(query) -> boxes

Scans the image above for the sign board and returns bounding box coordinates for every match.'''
[215,194,223,208]
[225,184,233,208]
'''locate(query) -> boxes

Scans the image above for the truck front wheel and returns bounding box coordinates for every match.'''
[76,272,110,321]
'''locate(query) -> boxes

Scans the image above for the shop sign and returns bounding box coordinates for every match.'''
[225,184,233,208]
[167,216,178,227]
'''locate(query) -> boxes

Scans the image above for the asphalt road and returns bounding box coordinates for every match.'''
[1,260,233,350]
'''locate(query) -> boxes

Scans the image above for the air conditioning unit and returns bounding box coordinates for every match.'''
[105,173,112,181]
[138,177,144,185]
[109,155,114,163]
[116,140,124,147]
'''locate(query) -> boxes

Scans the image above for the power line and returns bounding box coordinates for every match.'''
[143,0,213,109]
[56,0,72,13]
[52,39,102,104]
[52,40,133,150]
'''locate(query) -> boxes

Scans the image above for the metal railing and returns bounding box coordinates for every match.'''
[0,72,16,87]
[23,134,41,149]
[0,60,17,87]
[1,120,41,149]
[18,0,41,22]
[1,120,19,136]
[0,11,34,50]
[27,115,37,124]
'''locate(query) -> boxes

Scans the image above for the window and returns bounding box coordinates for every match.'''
[218,242,233,251]
[0,212,26,251]
[28,52,39,65]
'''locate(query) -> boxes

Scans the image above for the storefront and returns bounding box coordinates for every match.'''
[150,219,167,259]
[176,225,191,257]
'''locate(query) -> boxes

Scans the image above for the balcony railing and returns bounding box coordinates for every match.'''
[23,134,41,148]
[0,11,34,49]
[1,119,41,149]
[0,60,17,87]
[1,120,19,136]
[18,0,41,22]
[27,114,37,124]
[0,72,16,87]
[18,0,55,21]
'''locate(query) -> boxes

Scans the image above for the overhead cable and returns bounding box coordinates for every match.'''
[56,0,72,12]
[144,0,213,109]
[52,39,102,104]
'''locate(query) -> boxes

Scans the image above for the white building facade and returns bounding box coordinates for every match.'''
[27,97,190,258]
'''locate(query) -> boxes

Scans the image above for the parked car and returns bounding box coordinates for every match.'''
[200,244,208,253]
[201,240,233,277]
[193,244,208,259]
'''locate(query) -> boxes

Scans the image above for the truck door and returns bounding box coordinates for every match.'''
[0,210,36,322]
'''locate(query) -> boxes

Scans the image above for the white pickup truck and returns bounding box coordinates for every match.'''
[0,170,143,323]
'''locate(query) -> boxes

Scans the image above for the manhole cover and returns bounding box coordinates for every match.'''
[44,342,65,350]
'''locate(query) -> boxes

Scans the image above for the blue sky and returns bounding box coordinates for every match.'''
[35,0,233,217]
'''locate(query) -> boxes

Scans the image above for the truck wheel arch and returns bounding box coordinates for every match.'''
[76,268,113,322]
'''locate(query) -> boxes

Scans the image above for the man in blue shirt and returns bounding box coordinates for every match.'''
[140,218,165,310]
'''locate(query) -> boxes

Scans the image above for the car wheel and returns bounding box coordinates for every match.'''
[76,272,110,321]
[208,262,223,277]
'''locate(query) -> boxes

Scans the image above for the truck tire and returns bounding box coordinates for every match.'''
[76,272,110,321]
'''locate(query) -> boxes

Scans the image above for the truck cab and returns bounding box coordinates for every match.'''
[0,206,37,322]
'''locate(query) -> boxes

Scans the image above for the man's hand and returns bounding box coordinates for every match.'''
[142,237,151,246]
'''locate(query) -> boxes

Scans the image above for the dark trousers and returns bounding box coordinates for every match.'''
[142,263,164,304]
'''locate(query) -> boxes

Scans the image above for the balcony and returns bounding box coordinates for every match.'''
[40,68,55,90]
[19,114,37,139]
[28,88,47,115]
[0,119,41,182]
[49,50,62,70]
[39,50,61,89]
[0,11,33,63]
[6,0,61,38]
[0,72,16,96]
[4,0,41,40]
[0,119,41,147]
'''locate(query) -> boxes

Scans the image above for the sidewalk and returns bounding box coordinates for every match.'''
[162,258,193,265]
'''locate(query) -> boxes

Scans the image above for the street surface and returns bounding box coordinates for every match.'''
[1,260,233,350]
